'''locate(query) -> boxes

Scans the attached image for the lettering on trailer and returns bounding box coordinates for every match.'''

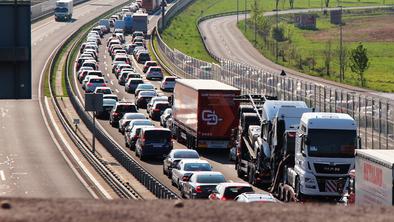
[202,110,222,126]
[363,162,383,187]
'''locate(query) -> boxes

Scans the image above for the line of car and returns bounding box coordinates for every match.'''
[75,11,276,203]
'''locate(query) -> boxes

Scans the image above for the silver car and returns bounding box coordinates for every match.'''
[171,159,212,189]
[118,113,146,134]
[162,149,200,178]
[181,171,226,199]
[160,108,172,127]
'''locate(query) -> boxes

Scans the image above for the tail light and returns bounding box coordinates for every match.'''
[153,108,160,112]
[287,132,296,138]
[87,83,93,87]
[113,112,119,116]
[133,134,139,140]
[195,186,203,193]
[101,83,106,86]
[181,175,189,181]
[220,196,229,201]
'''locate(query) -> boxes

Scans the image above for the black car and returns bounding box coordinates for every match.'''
[109,102,138,127]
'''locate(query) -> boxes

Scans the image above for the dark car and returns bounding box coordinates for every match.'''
[135,90,157,109]
[96,98,117,119]
[181,172,226,199]
[135,128,173,160]
[109,102,138,127]
[148,101,170,121]
[136,51,151,64]
[163,149,200,178]
[143,61,158,73]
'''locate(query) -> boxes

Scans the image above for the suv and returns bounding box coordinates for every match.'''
[160,76,177,92]
[148,101,170,120]
[143,61,158,73]
[146,66,163,80]
[135,128,173,160]
[125,78,144,93]
[84,77,106,93]
[109,102,138,127]
[136,51,150,64]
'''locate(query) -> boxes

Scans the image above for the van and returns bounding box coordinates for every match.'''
[135,128,173,160]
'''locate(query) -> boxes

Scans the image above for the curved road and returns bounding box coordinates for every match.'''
[199,6,394,100]
[0,0,127,198]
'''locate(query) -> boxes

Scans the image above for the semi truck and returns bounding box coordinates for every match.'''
[355,149,394,206]
[172,79,240,150]
[142,0,160,13]
[132,13,148,33]
[234,94,359,202]
[54,0,73,21]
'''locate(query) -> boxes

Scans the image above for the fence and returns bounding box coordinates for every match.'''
[154,1,394,150]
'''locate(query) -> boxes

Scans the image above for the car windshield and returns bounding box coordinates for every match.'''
[150,68,161,72]
[173,151,199,159]
[155,103,169,110]
[307,129,356,158]
[196,174,225,183]
[139,84,154,90]
[223,186,254,199]
[184,163,211,171]
[143,130,171,142]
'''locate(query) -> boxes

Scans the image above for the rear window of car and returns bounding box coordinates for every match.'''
[130,79,143,84]
[184,163,211,171]
[128,74,141,79]
[116,104,137,112]
[147,62,157,66]
[115,57,128,62]
[143,130,171,142]
[90,78,104,83]
[150,68,161,72]
[196,174,225,183]
[89,72,102,76]
[165,78,176,82]
[173,151,199,159]
[223,186,254,199]
[155,103,169,110]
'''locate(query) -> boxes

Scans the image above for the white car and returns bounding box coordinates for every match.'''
[94,86,113,94]
[160,76,177,92]
[146,66,163,80]
[146,96,168,114]
[171,159,212,189]
[208,182,254,201]
[118,113,146,134]
[235,193,277,203]
[84,76,106,93]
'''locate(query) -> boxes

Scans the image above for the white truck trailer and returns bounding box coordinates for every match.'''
[55,0,73,21]
[355,149,394,206]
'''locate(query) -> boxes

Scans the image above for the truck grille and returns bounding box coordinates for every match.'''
[314,163,350,175]
[316,176,347,193]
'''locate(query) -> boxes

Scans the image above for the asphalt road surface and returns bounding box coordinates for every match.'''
[199,6,394,100]
[0,0,127,198]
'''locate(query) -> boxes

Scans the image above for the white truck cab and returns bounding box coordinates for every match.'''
[291,113,358,199]
[55,0,73,21]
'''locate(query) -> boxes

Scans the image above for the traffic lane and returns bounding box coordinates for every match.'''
[198,14,375,95]
[90,34,267,194]
[5,0,129,198]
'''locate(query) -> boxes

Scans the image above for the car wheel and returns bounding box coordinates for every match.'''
[171,178,176,186]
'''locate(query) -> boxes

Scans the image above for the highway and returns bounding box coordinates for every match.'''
[71,15,267,196]
[0,0,128,198]
[198,6,394,100]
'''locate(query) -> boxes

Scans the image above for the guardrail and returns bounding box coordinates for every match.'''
[31,0,90,22]
[153,2,394,150]
[57,1,180,199]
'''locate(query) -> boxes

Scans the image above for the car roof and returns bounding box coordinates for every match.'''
[139,91,156,96]
[217,182,252,188]
[192,171,223,176]
[130,119,152,124]
[95,86,110,90]
[137,83,154,87]
[142,127,171,132]
[153,101,169,106]
[88,76,104,80]
[124,112,145,117]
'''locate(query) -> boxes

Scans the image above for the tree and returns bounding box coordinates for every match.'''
[257,17,272,44]
[289,0,295,9]
[323,40,334,76]
[350,43,370,87]
[337,45,348,81]
[271,26,286,42]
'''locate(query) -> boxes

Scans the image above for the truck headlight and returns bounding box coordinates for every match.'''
[304,177,315,184]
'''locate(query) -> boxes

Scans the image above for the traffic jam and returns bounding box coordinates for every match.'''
[74,0,392,206]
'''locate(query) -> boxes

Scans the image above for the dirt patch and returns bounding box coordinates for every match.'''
[305,15,394,42]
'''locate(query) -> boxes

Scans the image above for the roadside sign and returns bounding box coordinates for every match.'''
[85,93,103,112]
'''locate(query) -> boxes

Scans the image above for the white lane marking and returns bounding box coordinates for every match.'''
[106,73,109,77]
[0,170,5,181]
[110,80,114,85]
[104,55,107,59]
[104,62,107,65]
[115,89,119,93]
[105,66,108,71]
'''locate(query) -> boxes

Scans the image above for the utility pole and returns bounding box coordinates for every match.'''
[237,0,239,23]
[254,0,257,44]
[339,6,344,82]
[244,0,247,33]
[161,0,166,30]
[275,0,279,62]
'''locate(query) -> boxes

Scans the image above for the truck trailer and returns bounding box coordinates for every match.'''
[132,13,148,33]
[54,0,73,21]
[142,0,160,13]
[355,149,394,206]
[234,95,359,202]
[172,79,240,150]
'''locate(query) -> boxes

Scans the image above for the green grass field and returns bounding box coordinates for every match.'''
[238,11,394,92]
[161,0,389,62]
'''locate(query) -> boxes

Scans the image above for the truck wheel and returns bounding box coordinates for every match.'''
[278,184,284,201]
[295,177,303,201]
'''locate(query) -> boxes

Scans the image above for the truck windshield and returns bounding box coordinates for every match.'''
[307,129,356,158]
[55,7,68,13]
